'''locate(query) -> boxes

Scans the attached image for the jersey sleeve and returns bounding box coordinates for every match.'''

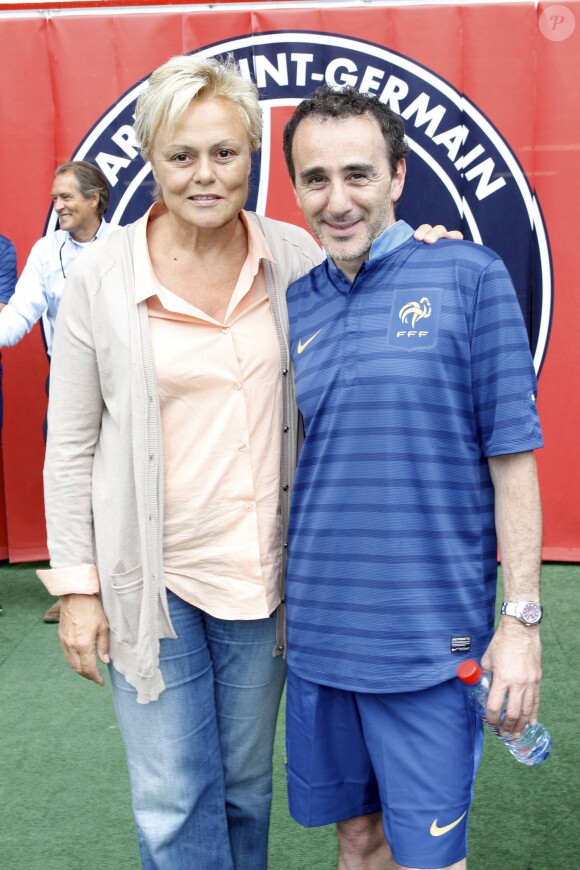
[470,256,543,457]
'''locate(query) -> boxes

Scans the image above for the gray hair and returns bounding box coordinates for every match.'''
[54,161,110,218]
[134,54,262,163]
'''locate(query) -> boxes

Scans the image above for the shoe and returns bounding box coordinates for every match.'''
[43,599,62,623]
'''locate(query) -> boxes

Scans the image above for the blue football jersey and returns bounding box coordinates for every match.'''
[285,222,542,693]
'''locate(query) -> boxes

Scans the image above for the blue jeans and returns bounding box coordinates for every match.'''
[109,591,286,870]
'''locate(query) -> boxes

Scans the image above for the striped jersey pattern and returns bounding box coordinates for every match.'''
[285,224,543,693]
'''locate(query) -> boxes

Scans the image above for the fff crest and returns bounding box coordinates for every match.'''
[389,289,442,350]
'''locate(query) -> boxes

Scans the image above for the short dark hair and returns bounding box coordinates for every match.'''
[283,85,410,183]
[54,160,110,218]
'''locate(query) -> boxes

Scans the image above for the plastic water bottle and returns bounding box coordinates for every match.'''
[457,659,551,766]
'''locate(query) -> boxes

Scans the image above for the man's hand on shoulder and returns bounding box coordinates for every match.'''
[413,224,464,244]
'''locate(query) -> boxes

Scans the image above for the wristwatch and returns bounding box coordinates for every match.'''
[501,600,543,625]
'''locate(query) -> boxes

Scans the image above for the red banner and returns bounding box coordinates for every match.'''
[0,0,578,560]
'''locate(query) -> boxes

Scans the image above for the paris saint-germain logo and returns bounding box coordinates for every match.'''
[46,31,552,372]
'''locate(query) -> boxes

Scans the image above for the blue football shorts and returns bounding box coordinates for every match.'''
[286,669,484,869]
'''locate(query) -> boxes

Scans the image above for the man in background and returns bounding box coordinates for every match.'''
[0,233,16,431]
[0,233,15,615]
[0,161,111,358]
[0,161,112,623]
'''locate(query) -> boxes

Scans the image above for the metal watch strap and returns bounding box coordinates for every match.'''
[501,600,543,625]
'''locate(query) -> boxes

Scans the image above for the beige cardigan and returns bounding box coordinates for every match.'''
[38,214,323,703]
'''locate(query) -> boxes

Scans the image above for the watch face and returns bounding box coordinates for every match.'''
[520,602,542,624]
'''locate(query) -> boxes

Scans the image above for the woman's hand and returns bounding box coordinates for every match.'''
[59,593,110,685]
[414,224,464,243]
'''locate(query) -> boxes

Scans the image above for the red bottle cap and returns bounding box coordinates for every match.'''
[457,659,482,685]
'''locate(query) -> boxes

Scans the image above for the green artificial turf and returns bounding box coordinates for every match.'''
[0,562,578,869]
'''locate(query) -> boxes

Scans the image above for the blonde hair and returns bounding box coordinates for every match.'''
[134,54,262,162]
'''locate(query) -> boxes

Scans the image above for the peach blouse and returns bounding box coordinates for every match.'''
[133,207,283,619]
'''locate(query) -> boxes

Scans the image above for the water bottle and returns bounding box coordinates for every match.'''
[457,659,551,766]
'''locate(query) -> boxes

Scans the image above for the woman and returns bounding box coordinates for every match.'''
[38,54,453,869]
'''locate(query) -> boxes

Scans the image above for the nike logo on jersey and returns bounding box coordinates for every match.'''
[297,329,322,354]
[429,812,467,837]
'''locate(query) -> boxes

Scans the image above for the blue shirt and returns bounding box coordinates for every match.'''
[285,222,543,693]
[0,235,16,304]
[0,234,17,429]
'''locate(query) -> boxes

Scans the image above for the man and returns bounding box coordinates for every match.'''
[0,161,112,623]
[0,161,111,358]
[282,87,543,870]
[0,234,17,430]
[0,234,16,616]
